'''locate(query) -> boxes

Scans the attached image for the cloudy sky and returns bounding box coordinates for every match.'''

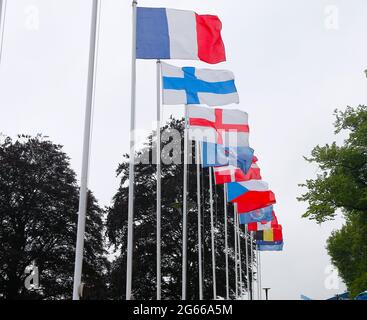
[1,0,367,300]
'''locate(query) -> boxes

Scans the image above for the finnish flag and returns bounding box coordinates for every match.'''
[161,62,239,106]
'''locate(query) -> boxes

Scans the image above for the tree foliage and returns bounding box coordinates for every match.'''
[0,135,108,299]
[299,105,367,297]
[106,118,255,300]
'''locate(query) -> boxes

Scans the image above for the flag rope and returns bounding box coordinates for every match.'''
[126,0,138,300]
[72,0,100,300]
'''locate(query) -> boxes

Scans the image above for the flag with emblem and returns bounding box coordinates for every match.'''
[239,205,274,224]
[247,211,279,231]
[202,142,254,174]
[161,62,239,106]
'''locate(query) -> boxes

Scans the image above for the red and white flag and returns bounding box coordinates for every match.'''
[247,211,279,232]
[213,156,261,184]
[187,105,249,147]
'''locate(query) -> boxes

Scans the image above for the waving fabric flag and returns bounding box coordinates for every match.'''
[227,180,276,213]
[213,156,261,184]
[247,211,279,232]
[188,106,249,147]
[239,205,274,224]
[202,142,254,174]
[136,8,226,64]
[255,225,283,242]
[257,242,284,251]
[161,63,239,106]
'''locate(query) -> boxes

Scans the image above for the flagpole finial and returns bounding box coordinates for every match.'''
[132,0,137,6]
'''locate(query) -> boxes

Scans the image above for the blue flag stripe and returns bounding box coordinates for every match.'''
[137,8,170,59]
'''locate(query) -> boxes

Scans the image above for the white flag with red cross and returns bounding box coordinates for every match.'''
[187,105,250,147]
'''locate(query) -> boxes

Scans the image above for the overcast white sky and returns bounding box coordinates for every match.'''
[1,0,367,300]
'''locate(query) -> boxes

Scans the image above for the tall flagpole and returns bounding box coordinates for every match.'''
[234,205,238,299]
[245,225,250,300]
[258,250,263,300]
[223,184,229,300]
[72,0,99,300]
[250,231,255,300]
[196,141,203,300]
[256,249,261,300]
[236,208,243,298]
[126,0,137,300]
[182,106,188,300]
[209,167,217,299]
[156,60,162,300]
[0,0,6,65]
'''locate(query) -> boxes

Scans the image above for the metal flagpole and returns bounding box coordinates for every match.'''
[233,205,238,299]
[258,250,263,300]
[196,141,203,300]
[236,209,243,298]
[156,60,162,300]
[209,167,217,299]
[256,249,260,300]
[223,184,229,300]
[182,106,188,300]
[245,225,250,300]
[250,231,255,300]
[0,0,6,65]
[126,0,137,300]
[72,0,100,300]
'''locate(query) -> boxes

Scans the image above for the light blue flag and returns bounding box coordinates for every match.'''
[239,205,274,224]
[202,142,254,174]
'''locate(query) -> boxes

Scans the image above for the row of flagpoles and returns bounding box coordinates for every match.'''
[0,0,283,300]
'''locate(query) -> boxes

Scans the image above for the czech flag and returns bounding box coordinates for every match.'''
[227,181,276,213]
[136,8,226,64]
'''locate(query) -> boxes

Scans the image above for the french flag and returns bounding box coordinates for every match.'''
[136,8,226,64]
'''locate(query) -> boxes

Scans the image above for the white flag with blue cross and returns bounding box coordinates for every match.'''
[161,62,239,106]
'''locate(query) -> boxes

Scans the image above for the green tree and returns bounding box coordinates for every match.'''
[0,135,108,299]
[299,105,367,297]
[106,118,255,300]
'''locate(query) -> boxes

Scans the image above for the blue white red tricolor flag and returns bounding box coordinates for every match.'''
[161,63,239,106]
[136,8,226,64]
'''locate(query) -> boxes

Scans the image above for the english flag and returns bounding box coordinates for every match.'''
[188,106,249,147]
[161,62,239,106]
[227,180,276,213]
[213,156,261,184]
[136,8,226,64]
